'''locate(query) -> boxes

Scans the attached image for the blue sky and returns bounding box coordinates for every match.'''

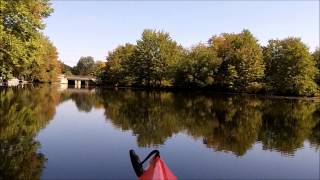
[43,1,319,66]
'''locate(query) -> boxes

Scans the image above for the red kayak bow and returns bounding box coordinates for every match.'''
[129,150,177,180]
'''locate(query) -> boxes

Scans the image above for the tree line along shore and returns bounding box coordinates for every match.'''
[1,0,319,96]
[97,29,319,97]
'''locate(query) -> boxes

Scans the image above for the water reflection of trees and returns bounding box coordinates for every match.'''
[52,88,320,156]
[99,90,181,146]
[258,99,319,155]
[0,85,60,179]
[99,90,320,156]
[60,89,103,112]
[309,110,320,150]
[39,87,318,156]
[2,85,317,179]
[195,96,262,156]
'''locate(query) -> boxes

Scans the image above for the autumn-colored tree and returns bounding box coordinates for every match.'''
[92,60,106,77]
[30,35,61,82]
[263,38,318,96]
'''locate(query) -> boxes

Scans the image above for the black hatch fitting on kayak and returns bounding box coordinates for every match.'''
[129,149,160,177]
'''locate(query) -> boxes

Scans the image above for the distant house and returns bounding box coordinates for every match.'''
[0,76,30,86]
[0,77,20,86]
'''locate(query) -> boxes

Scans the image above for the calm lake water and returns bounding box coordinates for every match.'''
[0,85,319,179]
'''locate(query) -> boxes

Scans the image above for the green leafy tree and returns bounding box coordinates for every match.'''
[174,43,221,87]
[73,56,95,76]
[100,43,135,86]
[263,38,318,96]
[131,29,183,87]
[312,48,320,84]
[60,61,73,75]
[0,0,53,79]
[209,29,265,92]
[92,60,106,77]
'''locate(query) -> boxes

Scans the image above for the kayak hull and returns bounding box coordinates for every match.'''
[139,157,177,180]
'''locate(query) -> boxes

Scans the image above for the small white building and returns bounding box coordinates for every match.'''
[58,74,96,88]
[0,78,20,86]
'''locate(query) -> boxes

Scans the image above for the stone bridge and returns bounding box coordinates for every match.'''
[59,75,96,87]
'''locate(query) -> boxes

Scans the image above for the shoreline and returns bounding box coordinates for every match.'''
[97,85,320,101]
[1,83,319,101]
